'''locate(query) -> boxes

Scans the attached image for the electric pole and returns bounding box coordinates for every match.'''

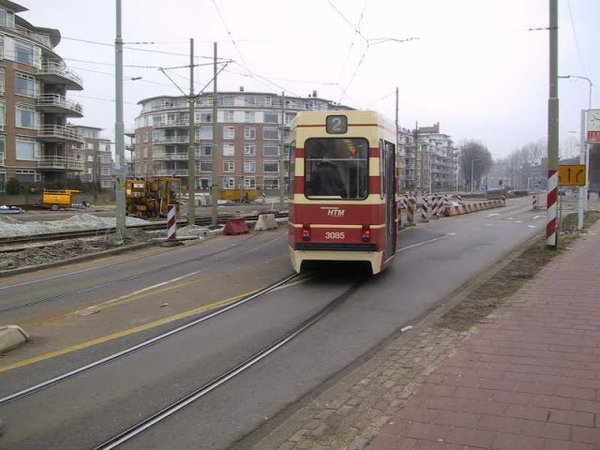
[211,42,219,227]
[395,87,399,188]
[114,0,126,241]
[279,91,286,210]
[188,38,196,225]
[546,0,559,249]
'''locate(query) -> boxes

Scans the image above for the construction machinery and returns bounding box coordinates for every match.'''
[125,177,181,219]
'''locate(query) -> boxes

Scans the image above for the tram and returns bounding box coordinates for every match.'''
[288,110,399,274]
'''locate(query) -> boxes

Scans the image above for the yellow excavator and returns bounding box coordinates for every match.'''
[125,177,181,219]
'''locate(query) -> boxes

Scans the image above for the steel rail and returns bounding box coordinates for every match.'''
[0,212,288,247]
[92,279,362,450]
[0,273,300,406]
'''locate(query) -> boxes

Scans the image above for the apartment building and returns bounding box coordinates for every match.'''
[134,90,351,192]
[399,123,459,191]
[69,125,113,189]
[0,0,85,192]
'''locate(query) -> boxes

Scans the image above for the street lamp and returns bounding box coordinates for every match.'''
[559,74,595,229]
[471,158,480,193]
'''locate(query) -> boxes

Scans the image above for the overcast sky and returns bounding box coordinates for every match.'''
[18,0,600,159]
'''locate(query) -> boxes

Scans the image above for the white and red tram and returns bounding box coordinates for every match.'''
[288,111,400,274]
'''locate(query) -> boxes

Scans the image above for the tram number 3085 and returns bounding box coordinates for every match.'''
[325,231,345,240]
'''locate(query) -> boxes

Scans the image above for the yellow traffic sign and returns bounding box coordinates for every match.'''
[558,164,586,186]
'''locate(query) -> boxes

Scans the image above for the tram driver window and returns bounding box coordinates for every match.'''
[304,138,369,200]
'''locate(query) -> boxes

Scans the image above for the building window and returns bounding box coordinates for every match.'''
[223,160,235,172]
[101,167,111,176]
[264,112,278,123]
[86,143,94,150]
[264,177,279,190]
[244,161,255,173]
[15,40,34,66]
[15,169,36,183]
[223,110,234,122]
[198,178,211,189]
[263,144,279,157]
[0,135,5,159]
[16,104,37,129]
[223,143,235,156]
[244,177,256,189]
[87,155,94,162]
[220,96,234,106]
[0,169,5,193]
[263,161,279,172]
[101,180,113,188]
[223,126,235,139]
[263,127,279,140]
[101,154,112,164]
[0,67,5,95]
[105,144,111,152]
[16,138,37,160]
[199,126,213,140]
[15,72,38,97]
[200,161,213,172]
[0,101,5,128]
[244,144,255,156]
[143,131,148,143]
[244,127,255,140]
[223,176,235,189]
[245,111,255,123]
[199,145,212,156]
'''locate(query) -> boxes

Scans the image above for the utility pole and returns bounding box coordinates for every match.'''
[546,0,559,249]
[414,121,419,190]
[188,38,196,225]
[395,87,399,189]
[211,42,219,227]
[114,0,126,241]
[279,92,286,210]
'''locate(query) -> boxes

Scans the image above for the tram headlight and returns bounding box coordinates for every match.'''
[302,225,311,241]
[362,226,371,242]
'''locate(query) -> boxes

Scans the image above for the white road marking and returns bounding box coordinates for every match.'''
[533,215,542,219]
[515,221,523,224]
[507,217,513,220]
[487,213,500,218]
[270,275,315,293]
[486,223,493,226]
[528,225,537,228]
[399,234,451,252]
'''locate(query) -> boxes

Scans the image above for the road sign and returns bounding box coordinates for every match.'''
[558,164,586,186]
[589,109,600,143]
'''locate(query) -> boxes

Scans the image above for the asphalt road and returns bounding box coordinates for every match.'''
[0,197,542,450]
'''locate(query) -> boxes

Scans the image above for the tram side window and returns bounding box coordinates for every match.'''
[288,141,295,199]
[304,138,369,200]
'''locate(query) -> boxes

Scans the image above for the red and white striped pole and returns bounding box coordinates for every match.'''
[167,204,177,241]
[532,194,538,210]
[421,194,429,221]
[407,193,415,225]
[546,170,558,247]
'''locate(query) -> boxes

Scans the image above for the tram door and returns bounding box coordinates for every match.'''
[384,141,397,259]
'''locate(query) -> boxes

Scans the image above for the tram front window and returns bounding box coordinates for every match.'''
[304,138,369,200]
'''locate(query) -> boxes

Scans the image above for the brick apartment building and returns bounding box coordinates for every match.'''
[0,0,87,192]
[70,125,114,190]
[133,91,351,193]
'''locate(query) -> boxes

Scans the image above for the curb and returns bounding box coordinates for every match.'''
[0,241,155,278]
[0,325,29,353]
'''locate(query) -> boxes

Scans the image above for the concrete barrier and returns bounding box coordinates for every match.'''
[223,217,250,235]
[0,325,29,353]
[254,214,278,231]
[444,199,505,217]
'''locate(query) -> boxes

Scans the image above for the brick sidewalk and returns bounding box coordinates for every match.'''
[368,222,600,450]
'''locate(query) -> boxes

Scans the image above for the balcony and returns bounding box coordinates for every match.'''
[154,119,190,128]
[13,24,52,48]
[37,156,84,171]
[155,169,189,177]
[36,94,83,117]
[38,125,84,143]
[37,60,83,91]
[153,152,191,161]
[153,136,189,144]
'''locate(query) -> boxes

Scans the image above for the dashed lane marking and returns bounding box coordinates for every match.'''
[487,213,500,218]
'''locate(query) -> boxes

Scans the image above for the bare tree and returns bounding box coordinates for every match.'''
[460,141,493,189]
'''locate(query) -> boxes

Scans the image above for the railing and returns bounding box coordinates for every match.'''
[37,156,84,171]
[37,94,83,115]
[155,169,189,177]
[38,125,84,142]
[154,119,190,128]
[153,136,189,144]
[153,153,189,161]
[12,24,52,47]
[38,60,83,88]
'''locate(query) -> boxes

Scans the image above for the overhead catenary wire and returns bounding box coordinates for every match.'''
[325,0,368,44]
[566,0,588,77]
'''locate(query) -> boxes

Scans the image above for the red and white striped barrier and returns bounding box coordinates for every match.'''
[167,204,177,241]
[421,195,429,221]
[532,194,538,210]
[547,169,558,247]
[406,194,416,225]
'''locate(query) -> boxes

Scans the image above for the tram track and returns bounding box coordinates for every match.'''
[0,273,363,450]
[0,212,288,249]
